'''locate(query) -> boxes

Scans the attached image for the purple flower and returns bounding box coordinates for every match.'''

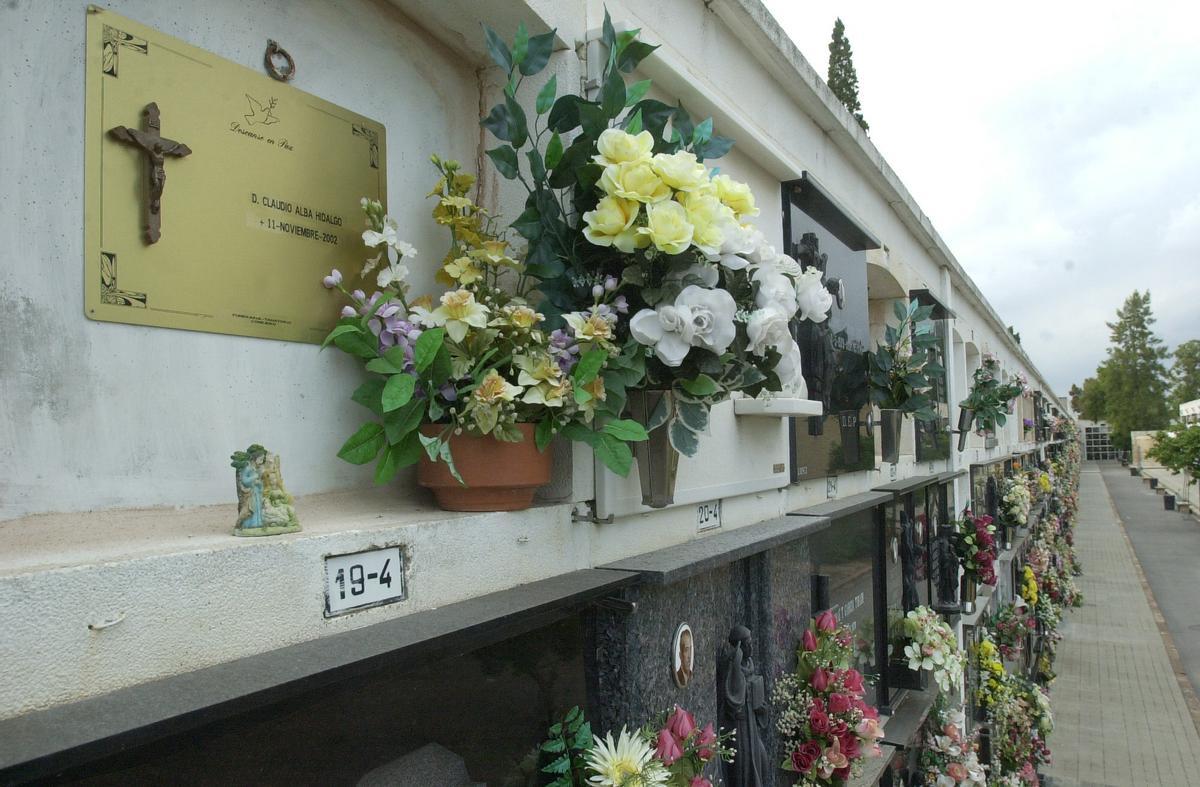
[549,328,580,374]
[340,305,357,319]
[604,275,618,292]
[322,269,342,289]
[591,284,605,299]
[439,383,458,402]
[613,295,629,314]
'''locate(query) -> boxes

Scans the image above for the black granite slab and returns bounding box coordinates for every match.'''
[872,473,940,496]
[0,568,639,783]
[790,490,893,519]
[599,514,832,585]
[935,468,967,483]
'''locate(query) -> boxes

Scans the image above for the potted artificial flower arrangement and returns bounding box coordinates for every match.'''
[867,298,942,464]
[321,157,648,512]
[532,704,732,787]
[956,353,1022,451]
[999,475,1031,548]
[894,605,965,693]
[917,700,987,787]
[473,15,832,506]
[773,610,885,785]
[991,601,1037,663]
[953,511,998,614]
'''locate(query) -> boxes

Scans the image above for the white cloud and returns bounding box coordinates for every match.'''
[762,0,1200,391]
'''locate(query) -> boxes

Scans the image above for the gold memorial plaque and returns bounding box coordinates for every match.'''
[84,8,386,342]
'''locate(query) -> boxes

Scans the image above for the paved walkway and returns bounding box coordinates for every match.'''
[1043,464,1200,786]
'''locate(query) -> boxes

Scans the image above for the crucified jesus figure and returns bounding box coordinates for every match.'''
[108,102,192,244]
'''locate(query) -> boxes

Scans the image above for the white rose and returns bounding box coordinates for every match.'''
[753,267,799,317]
[795,266,834,323]
[746,304,791,357]
[715,218,755,271]
[774,338,807,395]
[629,285,737,366]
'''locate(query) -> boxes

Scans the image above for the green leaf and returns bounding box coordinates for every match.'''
[482,25,513,72]
[691,117,713,148]
[624,108,643,135]
[512,206,542,240]
[512,22,528,66]
[333,329,378,359]
[382,399,424,443]
[633,99,674,144]
[625,79,651,107]
[601,8,616,48]
[680,373,719,397]
[481,102,512,142]
[547,94,583,133]
[669,417,700,456]
[521,30,556,75]
[413,328,445,372]
[695,133,733,160]
[544,131,564,169]
[321,322,361,350]
[676,399,709,432]
[351,378,386,415]
[672,103,694,145]
[893,299,908,322]
[535,417,556,451]
[572,348,607,386]
[526,147,546,181]
[541,738,566,753]
[645,393,672,431]
[418,432,442,461]
[505,94,528,148]
[337,423,386,465]
[618,41,658,73]
[601,69,626,117]
[382,373,416,412]
[594,433,634,477]
[578,102,609,139]
[535,73,557,114]
[373,435,421,484]
[601,419,649,441]
[485,145,520,179]
[541,757,570,776]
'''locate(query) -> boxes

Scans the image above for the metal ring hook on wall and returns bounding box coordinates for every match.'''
[264,40,296,82]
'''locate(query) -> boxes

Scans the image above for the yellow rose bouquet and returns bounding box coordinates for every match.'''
[476,14,833,458]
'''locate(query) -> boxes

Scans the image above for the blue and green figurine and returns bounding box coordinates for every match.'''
[231,444,300,536]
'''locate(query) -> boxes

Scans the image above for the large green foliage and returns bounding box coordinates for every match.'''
[827,18,868,132]
[1077,291,1171,449]
[1169,339,1200,412]
[867,298,941,420]
[1148,425,1200,479]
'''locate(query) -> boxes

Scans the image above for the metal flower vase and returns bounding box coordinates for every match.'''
[880,409,903,464]
[961,573,978,615]
[628,390,680,509]
[956,408,974,452]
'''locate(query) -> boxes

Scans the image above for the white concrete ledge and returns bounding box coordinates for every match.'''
[0,490,578,720]
[732,397,823,417]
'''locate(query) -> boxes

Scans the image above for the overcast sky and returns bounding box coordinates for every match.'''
[762,1,1200,394]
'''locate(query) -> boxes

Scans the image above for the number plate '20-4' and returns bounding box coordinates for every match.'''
[324,546,406,617]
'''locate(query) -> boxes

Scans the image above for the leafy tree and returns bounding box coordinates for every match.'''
[1068,383,1083,413]
[1097,291,1171,449]
[1148,425,1200,505]
[827,18,868,131]
[1169,339,1200,412]
[1074,376,1108,422]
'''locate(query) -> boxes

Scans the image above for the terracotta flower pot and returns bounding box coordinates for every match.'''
[417,424,551,512]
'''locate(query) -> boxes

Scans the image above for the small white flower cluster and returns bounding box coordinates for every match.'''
[901,606,966,693]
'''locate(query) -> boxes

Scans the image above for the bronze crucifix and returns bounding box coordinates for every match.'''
[108,102,192,244]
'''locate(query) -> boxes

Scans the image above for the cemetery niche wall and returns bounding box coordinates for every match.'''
[783,176,880,482]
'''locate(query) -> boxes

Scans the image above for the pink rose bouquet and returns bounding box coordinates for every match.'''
[773,612,883,785]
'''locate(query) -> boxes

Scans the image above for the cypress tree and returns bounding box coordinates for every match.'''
[1096,291,1171,448]
[828,18,869,132]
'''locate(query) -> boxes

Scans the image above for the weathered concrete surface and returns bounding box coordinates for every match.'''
[1044,465,1200,786]
[1100,463,1200,699]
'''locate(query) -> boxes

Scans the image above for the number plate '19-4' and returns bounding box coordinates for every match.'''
[324,546,406,617]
